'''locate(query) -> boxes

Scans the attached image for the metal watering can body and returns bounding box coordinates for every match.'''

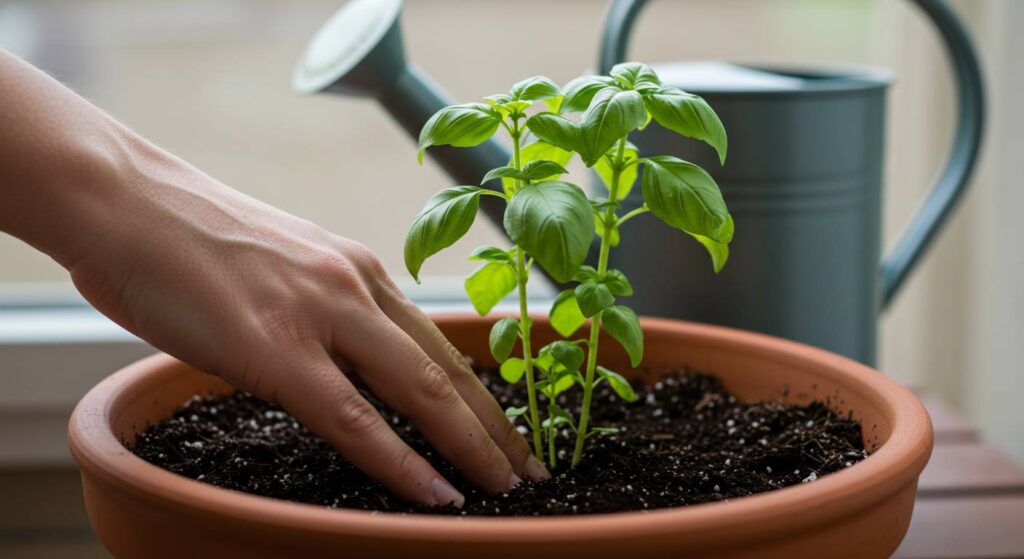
[293,0,984,365]
[612,62,890,362]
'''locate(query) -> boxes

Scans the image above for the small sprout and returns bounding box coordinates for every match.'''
[408,62,731,470]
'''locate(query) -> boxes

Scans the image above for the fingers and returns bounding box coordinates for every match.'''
[274,346,465,507]
[375,289,549,481]
[335,308,523,494]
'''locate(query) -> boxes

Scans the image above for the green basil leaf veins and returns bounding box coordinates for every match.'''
[578,88,647,166]
[525,112,584,155]
[610,61,661,91]
[404,186,483,282]
[417,103,501,164]
[509,75,561,102]
[559,75,617,114]
[642,87,727,164]
[504,181,594,283]
[482,166,525,184]
[574,280,615,318]
[521,159,569,182]
[641,155,731,242]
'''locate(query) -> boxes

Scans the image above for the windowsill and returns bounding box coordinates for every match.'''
[0,279,554,467]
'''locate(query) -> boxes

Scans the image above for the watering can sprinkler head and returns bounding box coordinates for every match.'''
[292,0,405,98]
[292,0,511,189]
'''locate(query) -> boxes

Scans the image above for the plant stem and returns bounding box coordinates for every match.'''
[511,123,544,461]
[548,406,557,468]
[571,137,628,468]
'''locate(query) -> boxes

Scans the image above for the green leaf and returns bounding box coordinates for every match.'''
[482,166,525,184]
[687,214,732,273]
[573,265,599,282]
[641,156,731,242]
[541,414,572,430]
[503,140,572,194]
[542,340,585,373]
[578,88,647,166]
[521,160,568,182]
[509,76,561,102]
[559,75,617,114]
[500,357,526,383]
[533,351,555,375]
[545,403,576,428]
[465,261,517,316]
[525,112,583,155]
[575,280,615,317]
[597,365,637,401]
[405,186,482,282]
[593,143,639,199]
[505,406,528,418]
[468,245,512,262]
[588,426,621,437]
[603,269,633,296]
[544,95,564,113]
[601,305,643,367]
[417,103,501,163]
[642,87,727,164]
[549,289,587,337]
[504,181,594,283]
[489,317,520,363]
[610,61,661,91]
[505,100,532,113]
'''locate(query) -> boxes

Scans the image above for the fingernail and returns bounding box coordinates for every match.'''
[508,472,523,491]
[431,478,465,508]
[524,454,551,481]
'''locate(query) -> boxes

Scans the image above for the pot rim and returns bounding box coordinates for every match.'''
[68,314,932,544]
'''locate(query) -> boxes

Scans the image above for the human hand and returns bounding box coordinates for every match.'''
[66,147,548,506]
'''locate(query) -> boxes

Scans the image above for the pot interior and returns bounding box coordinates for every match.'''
[109,316,891,453]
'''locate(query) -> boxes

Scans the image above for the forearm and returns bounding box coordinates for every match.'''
[0,50,206,269]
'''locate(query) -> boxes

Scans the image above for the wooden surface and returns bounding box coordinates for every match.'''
[894,395,1024,558]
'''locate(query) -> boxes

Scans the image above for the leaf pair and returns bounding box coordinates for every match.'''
[543,62,728,167]
[482,160,567,186]
[418,76,561,164]
[527,87,646,167]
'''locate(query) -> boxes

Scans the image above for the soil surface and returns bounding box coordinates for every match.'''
[132,368,867,516]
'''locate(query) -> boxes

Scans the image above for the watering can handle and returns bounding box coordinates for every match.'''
[599,0,985,308]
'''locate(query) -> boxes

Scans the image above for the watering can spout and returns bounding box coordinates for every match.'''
[292,0,511,194]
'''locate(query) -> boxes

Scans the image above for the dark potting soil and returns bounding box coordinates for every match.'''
[132,368,867,516]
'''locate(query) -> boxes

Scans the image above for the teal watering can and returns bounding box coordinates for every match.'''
[292,0,984,365]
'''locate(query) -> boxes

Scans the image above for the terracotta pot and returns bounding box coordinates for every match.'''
[69,314,932,558]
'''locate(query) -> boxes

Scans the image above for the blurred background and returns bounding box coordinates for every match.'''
[0,0,1020,556]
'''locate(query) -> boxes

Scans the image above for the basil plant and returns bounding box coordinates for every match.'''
[405,62,731,469]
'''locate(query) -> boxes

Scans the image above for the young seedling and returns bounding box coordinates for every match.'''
[406,62,731,469]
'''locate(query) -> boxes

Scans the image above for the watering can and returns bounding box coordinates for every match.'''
[292,0,984,365]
